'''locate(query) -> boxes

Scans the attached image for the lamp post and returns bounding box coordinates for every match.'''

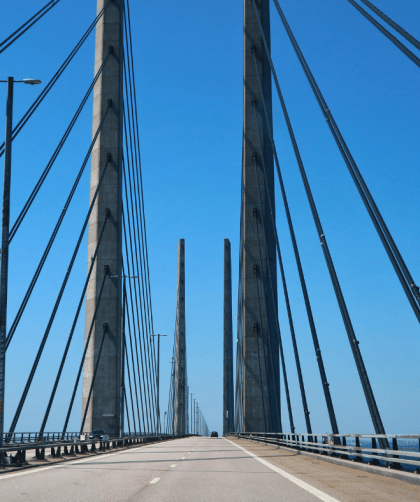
[190,392,194,435]
[111,274,138,439]
[0,77,41,449]
[150,334,166,435]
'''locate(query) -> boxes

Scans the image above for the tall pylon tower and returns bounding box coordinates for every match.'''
[240,0,281,432]
[173,239,186,435]
[81,0,124,435]
[223,239,234,435]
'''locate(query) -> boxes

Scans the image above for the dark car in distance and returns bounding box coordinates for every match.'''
[88,429,106,440]
[211,431,218,438]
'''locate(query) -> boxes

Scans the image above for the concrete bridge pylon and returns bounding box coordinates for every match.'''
[81,0,124,436]
[174,239,186,435]
[240,0,281,432]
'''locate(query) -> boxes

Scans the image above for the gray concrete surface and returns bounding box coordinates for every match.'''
[241,0,280,433]
[82,0,124,435]
[223,239,234,435]
[173,239,186,435]
[1,437,417,501]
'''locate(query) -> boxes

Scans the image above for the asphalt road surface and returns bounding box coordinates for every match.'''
[0,437,418,501]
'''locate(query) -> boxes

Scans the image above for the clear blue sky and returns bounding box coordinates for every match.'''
[1,0,419,436]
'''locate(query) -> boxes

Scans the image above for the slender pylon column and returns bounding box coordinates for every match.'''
[173,239,186,435]
[223,239,234,435]
[241,0,280,432]
[81,0,124,435]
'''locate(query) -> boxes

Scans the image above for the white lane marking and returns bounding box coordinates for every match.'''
[170,464,177,468]
[181,456,186,459]
[0,442,160,481]
[225,439,341,502]
[150,477,160,484]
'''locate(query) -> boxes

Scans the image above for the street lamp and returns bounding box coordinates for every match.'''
[0,77,41,449]
[149,334,166,435]
[190,392,194,435]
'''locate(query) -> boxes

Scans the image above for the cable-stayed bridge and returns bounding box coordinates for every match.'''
[0,0,419,500]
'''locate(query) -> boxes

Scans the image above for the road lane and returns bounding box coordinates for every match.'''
[0,437,417,501]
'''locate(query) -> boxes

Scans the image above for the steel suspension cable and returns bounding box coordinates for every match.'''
[0,0,112,159]
[270,0,389,442]
[122,86,157,419]
[122,270,144,433]
[272,0,420,323]
[124,390,132,436]
[6,103,111,349]
[357,0,420,51]
[80,323,109,434]
[252,117,310,433]
[0,0,61,55]
[122,174,153,432]
[122,2,158,419]
[122,109,156,427]
[39,209,110,435]
[62,268,108,434]
[121,223,149,433]
[9,51,112,242]
[346,0,420,67]
[123,318,138,434]
[8,156,111,434]
[124,0,157,367]
[250,17,339,433]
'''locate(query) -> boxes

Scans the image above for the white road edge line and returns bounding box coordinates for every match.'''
[150,477,160,484]
[225,439,341,502]
[0,443,156,481]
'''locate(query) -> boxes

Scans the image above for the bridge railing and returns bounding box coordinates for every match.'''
[231,432,420,473]
[2,432,83,444]
[1,431,177,445]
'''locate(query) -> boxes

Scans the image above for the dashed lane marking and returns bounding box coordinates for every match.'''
[150,477,160,484]
[170,464,176,468]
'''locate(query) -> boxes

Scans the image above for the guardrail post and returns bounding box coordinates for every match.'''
[35,447,45,461]
[352,436,362,462]
[340,436,349,460]
[367,437,380,465]
[388,437,401,470]
[313,435,318,454]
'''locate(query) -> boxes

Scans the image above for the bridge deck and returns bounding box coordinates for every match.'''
[0,437,418,501]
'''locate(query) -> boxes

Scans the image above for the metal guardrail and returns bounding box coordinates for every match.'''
[0,433,181,468]
[231,432,420,473]
[2,432,84,444]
